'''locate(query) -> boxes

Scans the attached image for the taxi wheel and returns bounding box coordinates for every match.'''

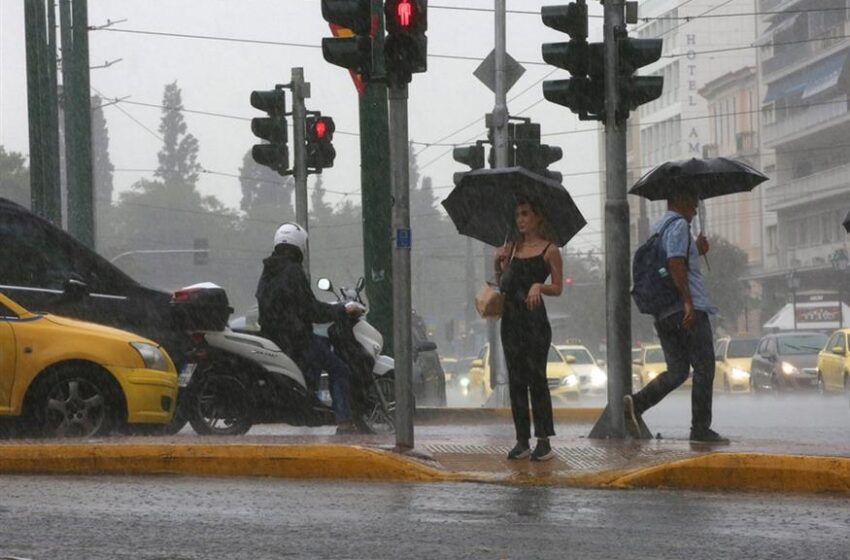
[32,368,119,438]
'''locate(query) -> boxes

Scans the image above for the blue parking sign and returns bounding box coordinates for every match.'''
[396,228,412,249]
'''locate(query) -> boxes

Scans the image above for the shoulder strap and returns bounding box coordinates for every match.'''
[657,216,691,267]
[539,242,552,256]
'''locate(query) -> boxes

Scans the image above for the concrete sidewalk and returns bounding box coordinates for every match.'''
[1,432,848,494]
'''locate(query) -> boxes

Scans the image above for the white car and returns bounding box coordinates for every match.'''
[556,344,607,396]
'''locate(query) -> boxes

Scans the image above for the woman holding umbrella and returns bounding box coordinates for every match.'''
[495,196,563,461]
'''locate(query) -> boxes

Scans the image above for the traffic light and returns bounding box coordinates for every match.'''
[321,0,374,76]
[618,37,663,111]
[514,123,564,183]
[250,88,289,175]
[541,1,604,121]
[452,143,485,185]
[306,115,337,171]
[384,0,428,84]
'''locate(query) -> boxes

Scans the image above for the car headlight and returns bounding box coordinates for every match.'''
[130,342,169,372]
[646,370,659,381]
[459,377,470,388]
[730,367,750,380]
[781,361,798,375]
[561,374,578,387]
[590,369,607,387]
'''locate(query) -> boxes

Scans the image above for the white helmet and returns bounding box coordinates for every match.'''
[273,222,308,254]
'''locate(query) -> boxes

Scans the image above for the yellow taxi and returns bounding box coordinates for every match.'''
[714,336,759,393]
[816,329,849,394]
[467,344,580,404]
[0,291,178,437]
[631,344,693,390]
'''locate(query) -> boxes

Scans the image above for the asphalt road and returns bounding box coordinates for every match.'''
[1,475,848,560]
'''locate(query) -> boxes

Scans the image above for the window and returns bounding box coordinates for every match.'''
[728,338,760,358]
[777,334,829,355]
[0,302,18,319]
[547,346,563,363]
[716,340,728,358]
[0,217,75,290]
[645,347,666,363]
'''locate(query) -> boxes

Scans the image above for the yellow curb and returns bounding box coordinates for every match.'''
[415,407,602,424]
[609,453,850,494]
[0,443,460,482]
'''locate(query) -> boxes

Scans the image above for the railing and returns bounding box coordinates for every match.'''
[763,96,849,146]
[766,162,850,211]
[762,20,850,78]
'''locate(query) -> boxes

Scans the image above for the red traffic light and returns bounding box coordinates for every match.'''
[314,119,327,139]
[396,0,413,27]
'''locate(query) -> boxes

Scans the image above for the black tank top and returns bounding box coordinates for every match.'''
[500,243,552,318]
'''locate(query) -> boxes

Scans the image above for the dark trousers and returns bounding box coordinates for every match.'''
[502,318,555,441]
[633,310,715,432]
[301,334,353,423]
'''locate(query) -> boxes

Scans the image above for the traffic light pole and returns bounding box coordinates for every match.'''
[483,0,510,408]
[389,83,414,449]
[590,0,631,439]
[291,67,311,271]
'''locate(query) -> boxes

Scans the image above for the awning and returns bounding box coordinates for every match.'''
[763,301,850,331]
[763,51,849,103]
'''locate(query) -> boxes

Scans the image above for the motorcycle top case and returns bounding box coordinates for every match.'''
[171,284,234,331]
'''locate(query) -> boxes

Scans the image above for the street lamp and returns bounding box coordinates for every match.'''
[786,270,800,331]
[830,249,849,328]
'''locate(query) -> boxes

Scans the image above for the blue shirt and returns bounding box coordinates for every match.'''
[651,210,718,316]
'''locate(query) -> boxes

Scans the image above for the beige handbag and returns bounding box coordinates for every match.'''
[475,244,515,319]
[475,281,504,319]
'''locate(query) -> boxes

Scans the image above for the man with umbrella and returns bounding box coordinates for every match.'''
[624,157,767,444]
[624,187,726,443]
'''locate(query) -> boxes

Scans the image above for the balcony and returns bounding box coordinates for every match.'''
[763,95,850,147]
[762,20,850,78]
[736,131,758,155]
[766,162,850,211]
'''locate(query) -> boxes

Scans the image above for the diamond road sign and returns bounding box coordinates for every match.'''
[474,50,526,94]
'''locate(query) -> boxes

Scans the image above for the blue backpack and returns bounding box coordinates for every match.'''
[631,217,690,316]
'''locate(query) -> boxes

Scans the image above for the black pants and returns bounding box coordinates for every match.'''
[501,313,555,441]
[633,310,715,432]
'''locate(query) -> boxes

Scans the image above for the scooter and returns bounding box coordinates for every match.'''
[315,276,396,434]
[169,282,335,435]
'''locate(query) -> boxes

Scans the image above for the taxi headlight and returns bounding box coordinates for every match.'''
[647,370,659,381]
[730,367,750,380]
[562,374,578,387]
[130,342,168,372]
[590,369,607,387]
[459,377,470,388]
[781,361,798,375]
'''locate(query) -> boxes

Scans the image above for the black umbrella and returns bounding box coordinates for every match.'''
[441,167,586,247]
[629,157,768,201]
[844,210,850,233]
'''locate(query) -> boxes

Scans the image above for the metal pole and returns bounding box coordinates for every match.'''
[389,83,414,449]
[483,0,510,407]
[591,0,630,438]
[25,0,62,224]
[61,0,95,248]
[360,0,394,356]
[291,67,310,271]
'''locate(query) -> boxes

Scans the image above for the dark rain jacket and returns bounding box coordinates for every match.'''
[255,248,346,363]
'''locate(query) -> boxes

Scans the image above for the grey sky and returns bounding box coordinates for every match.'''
[1,0,606,251]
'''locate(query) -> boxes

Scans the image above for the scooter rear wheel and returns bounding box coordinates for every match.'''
[188,373,253,436]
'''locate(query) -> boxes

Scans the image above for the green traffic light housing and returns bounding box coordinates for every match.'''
[543,78,603,120]
[618,37,664,112]
[452,143,485,185]
[321,0,374,76]
[541,2,588,38]
[321,0,371,34]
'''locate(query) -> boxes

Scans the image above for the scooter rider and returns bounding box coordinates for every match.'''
[256,222,364,434]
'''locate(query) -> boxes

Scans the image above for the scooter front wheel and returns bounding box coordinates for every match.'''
[188,373,253,436]
[357,374,396,435]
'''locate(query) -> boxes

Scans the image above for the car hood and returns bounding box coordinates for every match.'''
[546,362,572,378]
[779,354,819,369]
[43,313,151,344]
[570,364,602,376]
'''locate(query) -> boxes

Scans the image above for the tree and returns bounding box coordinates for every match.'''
[309,174,335,226]
[703,235,749,332]
[154,81,201,193]
[0,146,30,207]
[238,148,293,217]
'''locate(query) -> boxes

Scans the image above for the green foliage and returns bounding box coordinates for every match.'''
[703,235,749,331]
[0,146,30,207]
[154,81,201,190]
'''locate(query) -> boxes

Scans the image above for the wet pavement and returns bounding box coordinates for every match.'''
[1,475,848,560]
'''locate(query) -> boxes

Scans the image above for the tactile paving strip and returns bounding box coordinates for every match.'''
[424,443,698,474]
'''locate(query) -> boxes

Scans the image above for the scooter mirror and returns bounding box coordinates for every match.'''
[317,278,333,292]
[356,277,365,293]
